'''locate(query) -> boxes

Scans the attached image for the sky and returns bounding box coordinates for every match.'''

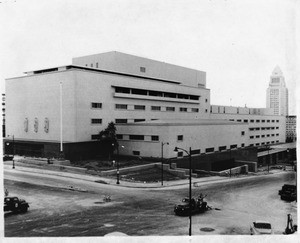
[0,0,298,115]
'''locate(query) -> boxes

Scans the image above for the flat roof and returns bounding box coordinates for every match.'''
[21,65,182,85]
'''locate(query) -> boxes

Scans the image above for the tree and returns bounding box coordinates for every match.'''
[98,122,118,160]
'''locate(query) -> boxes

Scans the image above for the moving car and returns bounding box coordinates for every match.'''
[250,221,273,235]
[174,194,210,216]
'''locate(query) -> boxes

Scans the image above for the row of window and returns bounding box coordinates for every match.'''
[91,134,159,141]
[91,102,209,113]
[229,119,280,123]
[249,127,279,131]
[115,104,200,113]
[250,134,279,139]
[249,141,279,146]
[114,86,200,101]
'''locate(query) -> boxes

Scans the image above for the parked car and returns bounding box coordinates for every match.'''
[279,184,297,201]
[4,197,29,213]
[3,154,14,161]
[250,221,273,235]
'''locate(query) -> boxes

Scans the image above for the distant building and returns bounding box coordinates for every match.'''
[5,52,286,167]
[266,66,289,116]
[2,93,5,137]
[286,115,296,142]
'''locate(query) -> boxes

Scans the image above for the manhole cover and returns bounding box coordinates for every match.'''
[200,227,215,232]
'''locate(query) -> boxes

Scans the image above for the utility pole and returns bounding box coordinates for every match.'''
[161,142,169,186]
[174,146,192,236]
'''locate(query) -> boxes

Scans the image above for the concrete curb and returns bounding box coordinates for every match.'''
[4,160,291,190]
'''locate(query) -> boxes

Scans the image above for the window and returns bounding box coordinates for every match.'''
[205,99,208,103]
[115,119,128,124]
[91,134,100,140]
[133,151,140,156]
[230,144,237,149]
[91,102,102,109]
[151,106,161,111]
[262,120,265,123]
[178,94,189,99]
[115,104,128,109]
[250,120,254,123]
[177,135,183,141]
[237,119,242,122]
[205,147,214,153]
[205,109,208,113]
[132,89,147,95]
[241,143,245,147]
[116,134,123,139]
[129,135,144,140]
[166,107,175,112]
[96,63,98,68]
[262,135,265,138]
[115,87,130,94]
[91,119,102,124]
[244,119,248,123]
[177,151,183,157]
[191,149,200,155]
[149,91,163,97]
[219,146,227,151]
[180,107,187,112]
[134,119,145,122]
[267,120,270,123]
[249,144,254,147]
[191,108,199,112]
[241,131,245,136]
[151,135,159,141]
[267,134,270,137]
[256,135,260,138]
[255,143,260,146]
[140,67,146,73]
[256,120,260,123]
[91,63,93,67]
[134,105,146,110]
[164,92,176,98]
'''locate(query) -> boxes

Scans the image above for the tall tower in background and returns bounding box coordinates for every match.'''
[266,66,288,116]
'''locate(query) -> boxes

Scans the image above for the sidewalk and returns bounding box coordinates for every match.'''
[3,158,292,189]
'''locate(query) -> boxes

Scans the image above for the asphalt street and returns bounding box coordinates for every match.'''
[3,164,298,237]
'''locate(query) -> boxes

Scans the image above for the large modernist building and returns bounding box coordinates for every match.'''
[5,52,286,162]
[266,66,289,116]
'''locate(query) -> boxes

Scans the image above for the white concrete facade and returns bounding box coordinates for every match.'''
[116,119,249,158]
[5,52,286,159]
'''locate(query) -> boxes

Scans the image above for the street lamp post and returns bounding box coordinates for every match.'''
[161,142,169,186]
[266,145,270,173]
[12,135,15,169]
[117,145,120,184]
[174,146,192,236]
[7,135,15,169]
[116,145,124,185]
